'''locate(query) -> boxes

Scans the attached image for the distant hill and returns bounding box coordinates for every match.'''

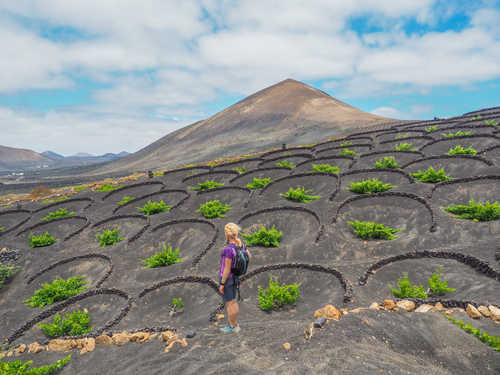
[41,151,65,160]
[90,78,395,175]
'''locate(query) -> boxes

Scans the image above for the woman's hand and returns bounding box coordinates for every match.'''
[219,285,224,294]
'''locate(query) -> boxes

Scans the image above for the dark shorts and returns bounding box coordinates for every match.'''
[222,277,237,303]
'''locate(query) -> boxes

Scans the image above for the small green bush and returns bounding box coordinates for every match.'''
[442,131,472,138]
[445,315,500,351]
[172,297,184,309]
[411,166,452,183]
[484,120,498,126]
[311,164,340,174]
[39,310,93,338]
[395,133,409,139]
[29,232,57,248]
[374,156,400,169]
[138,200,171,216]
[197,200,231,218]
[189,179,224,191]
[389,273,428,299]
[73,185,88,192]
[340,141,352,146]
[280,187,319,203]
[42,197,69,204]
[258,276,299,311]
[348,220,401,240]
[347,178,394,194]
[247,177,271,189]
[0,227,3,231]
[0,355,71,375]
[428,267,455,296]
[96,228,125,247]
[24,276,88,308]
[275,160,295,169]
[426,125,438,132]
[233,166,246,174]
[0,264,19,289]
[447,145,477,156]
[96,184,122,192]
[340,148,359,157]
[241,226,283,247]
[41,208,75,222]
[142,244,183,268]
[471,115,482,120]
[442,199,500,221]
[395,143,416,151]
[118,196,134,205]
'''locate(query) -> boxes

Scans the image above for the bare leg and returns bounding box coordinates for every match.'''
[226,300,239,327]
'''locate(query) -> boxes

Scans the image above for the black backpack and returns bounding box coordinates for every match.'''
[230,241,249,277]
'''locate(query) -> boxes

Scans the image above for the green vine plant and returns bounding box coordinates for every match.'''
[0,227,3,232]
[426,125,438,132]
[41,208,75,222]
[280,186,320,203]
[427,267,455,296]
[411,166,452,183]
[445,315,500,351]
[390,273,428,298]
[395,143,417,151]
[348,220,401,240]
[73,185,88,192]
[96,228,125,247]
[275,160,295,169]
[258,276,299,311]
[233,166,246,174]
[241,225,283,247]
[39,309,93,338]
[42,197,69,204]
[172,297,184,310]
[0,355,71,375]
[118,196,134,205]
[311,164,340,174]
[247,177,271,189]
[446,145,478,156]
[374,156,400,169]
[347,178,394,194]
[142,244,183,268]
[395,133,409,139]
[138,200,171,215]
[197,200,232,218]
[0,264,20,290]
[24,276,88,308]
[340,141,352,146]
[442,131,472,138]
[484,119,498,126]
[471,115,482,120]
[189,179,224,191]
[96,184,123,192]
[340,148,360,157]
[442,199,500,221]
[29,232,57,248]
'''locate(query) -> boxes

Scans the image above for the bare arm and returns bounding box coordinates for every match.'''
[221,257,232,284]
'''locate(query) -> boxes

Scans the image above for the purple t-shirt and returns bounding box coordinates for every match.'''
[219,242,244,278]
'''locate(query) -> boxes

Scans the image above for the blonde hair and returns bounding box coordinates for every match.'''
[225,223,242,245]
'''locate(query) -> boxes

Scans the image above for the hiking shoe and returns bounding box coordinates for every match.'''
[220,325,240,333]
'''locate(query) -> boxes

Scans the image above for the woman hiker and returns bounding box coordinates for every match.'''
[218,223,251,333]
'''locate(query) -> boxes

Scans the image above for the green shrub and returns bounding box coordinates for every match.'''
[96,228,125,247]
[0,355,71,375]
[96,184,122,192]
[142,244,183,268]
[395,143,416,151]
[197,200,231,218]
[389,273,428,299]
[471,115,482,120]
[446,145,477,156]
[42,197,69,204]
[0,227,3,231]
[29,232,57,248]
[340,148,360,157]
[241,226,283,247]
[138,200,171,215]
[426,125,438,132]
[0,264,19,289]
[347,178,394,194]
[233,166,246,174]
[442,199,500,221]
[442,131,472,138]
[280,187,319,203]
[25,276,87,308]
[428,267,455,296]
[411,166,452,183]
[247,177,271,189]
[172,297,184,309]
[340,141,352,146]
[189,179,224,191]
[445,315,500,351]
[484,120,498,126]
[311,164,340,174]
[41,208,75,222]
[395,133,409,139]
[39,310,92,338]
[73,185,88,192]
[348,220,401,240]
[258,276,299,311]
[275,160,295,169]
[374,156,400,169]
[118,196,134,205]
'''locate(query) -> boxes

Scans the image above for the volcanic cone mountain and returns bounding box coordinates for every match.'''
[92,79,392,175]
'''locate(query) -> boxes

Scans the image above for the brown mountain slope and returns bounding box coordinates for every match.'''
[0,145,54,171]
[91,79,395,174]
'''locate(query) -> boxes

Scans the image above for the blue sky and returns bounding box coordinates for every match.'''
[0,1,499,155]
